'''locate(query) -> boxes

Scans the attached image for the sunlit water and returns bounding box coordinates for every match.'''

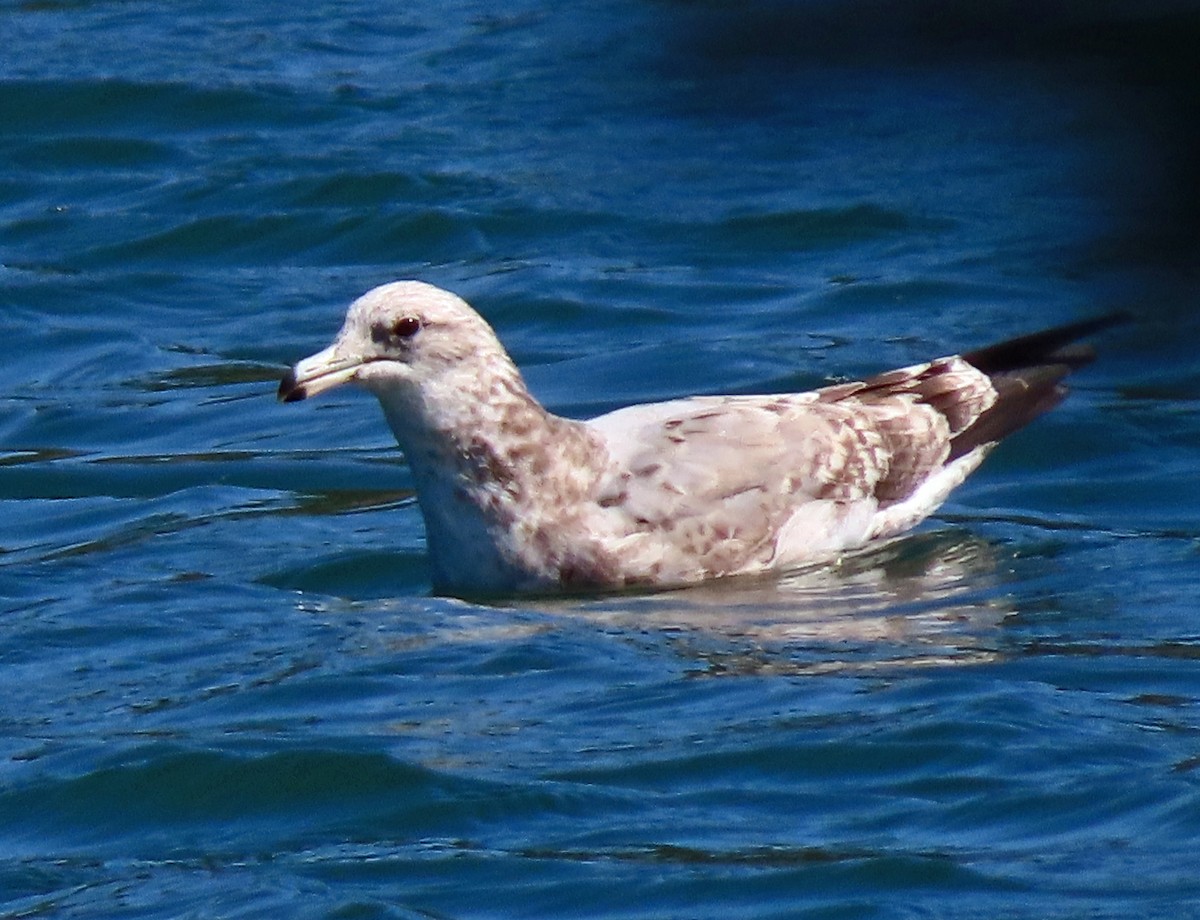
[3,2,1200,917]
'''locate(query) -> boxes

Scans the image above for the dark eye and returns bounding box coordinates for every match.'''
[391,316,421,338]
[371,315,422,345]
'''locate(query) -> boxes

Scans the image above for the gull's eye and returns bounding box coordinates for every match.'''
[391,316,421,338]
[371,315,422,346]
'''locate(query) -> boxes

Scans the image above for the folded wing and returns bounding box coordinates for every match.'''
[586,312,1126,581]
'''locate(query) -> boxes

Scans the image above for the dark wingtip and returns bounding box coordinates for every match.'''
[962,310,1132,375]
[947,310,1129,461]
[277,369,307,402]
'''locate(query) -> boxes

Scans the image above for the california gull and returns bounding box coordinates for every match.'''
[279,281,1123,596]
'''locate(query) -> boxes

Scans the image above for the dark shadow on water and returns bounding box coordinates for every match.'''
[657,0,1200,273]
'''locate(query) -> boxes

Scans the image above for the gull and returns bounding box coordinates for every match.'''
[279,281,1122,596]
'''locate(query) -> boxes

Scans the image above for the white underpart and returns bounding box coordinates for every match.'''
[864,444,993,542]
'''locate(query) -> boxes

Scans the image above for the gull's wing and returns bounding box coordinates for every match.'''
[586,355,992,580]
[583,309,1128,583]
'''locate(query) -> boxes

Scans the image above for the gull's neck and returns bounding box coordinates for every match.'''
[374,357,608,590]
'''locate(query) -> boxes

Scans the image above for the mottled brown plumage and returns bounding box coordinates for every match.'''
[279,281,1122,596]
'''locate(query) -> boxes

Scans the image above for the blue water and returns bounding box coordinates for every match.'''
[4,1,1200,917]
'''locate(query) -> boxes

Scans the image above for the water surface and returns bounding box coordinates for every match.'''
[3,1,1200,917]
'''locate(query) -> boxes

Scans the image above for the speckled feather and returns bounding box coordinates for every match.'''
[279,281,1120,596]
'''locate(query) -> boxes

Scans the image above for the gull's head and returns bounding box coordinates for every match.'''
[278,281,509,404]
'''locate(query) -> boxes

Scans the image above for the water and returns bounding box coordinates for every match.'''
[3,1,1200,917]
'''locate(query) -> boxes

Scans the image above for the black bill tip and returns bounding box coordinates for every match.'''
[277,369,307,402]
